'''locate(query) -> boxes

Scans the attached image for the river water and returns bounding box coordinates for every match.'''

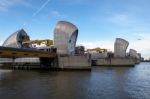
[0,62,150,99]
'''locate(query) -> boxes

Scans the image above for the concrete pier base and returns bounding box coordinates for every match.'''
[95,58,136,66]
[58,56,91,70]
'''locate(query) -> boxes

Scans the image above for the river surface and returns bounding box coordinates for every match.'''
[0,62,150,99]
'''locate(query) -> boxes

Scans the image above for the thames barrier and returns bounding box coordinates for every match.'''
[0,21,142,70]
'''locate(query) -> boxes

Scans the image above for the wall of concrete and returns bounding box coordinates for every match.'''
[90,52,108,59]
[0,58,40,63]
[96,58,135,66]
[15,58,40,63]
[0,58,13,63]
[58,55,91,69]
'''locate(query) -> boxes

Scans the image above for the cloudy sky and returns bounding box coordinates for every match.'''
[0,0,150,59]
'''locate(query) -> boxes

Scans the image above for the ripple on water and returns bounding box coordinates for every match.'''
[0,62,150,99]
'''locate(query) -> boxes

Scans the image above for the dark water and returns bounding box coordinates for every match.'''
[0,62,150,99]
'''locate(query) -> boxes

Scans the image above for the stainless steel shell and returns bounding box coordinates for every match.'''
[3,29,30,48]
[54,21,78,55]
[114,38,129,58]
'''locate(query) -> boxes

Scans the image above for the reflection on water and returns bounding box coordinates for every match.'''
[0,62,150,99]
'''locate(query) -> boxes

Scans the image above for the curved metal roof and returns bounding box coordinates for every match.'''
[115,38,129,45]
[54,21,78,55]
[3,29,30,48]
[129,49,139,58]
[54,21,78,38]
[114,38,129,58]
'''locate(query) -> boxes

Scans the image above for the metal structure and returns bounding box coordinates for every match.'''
[129,49,139,59]
[0,46,56,58]
[3,29,30,48]
[22,39,53,47]
[75,46,85,55]
[114,38,129,58]
[54,21,78,55]
[1,29,56,58]
[87,48,108,59]
[137,53,141,60]
[0,30,56,67]
[87,47,107,53]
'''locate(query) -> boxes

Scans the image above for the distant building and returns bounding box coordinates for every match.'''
[3,29,30,48]
[114,38,129,58]
[54,21,78,55]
